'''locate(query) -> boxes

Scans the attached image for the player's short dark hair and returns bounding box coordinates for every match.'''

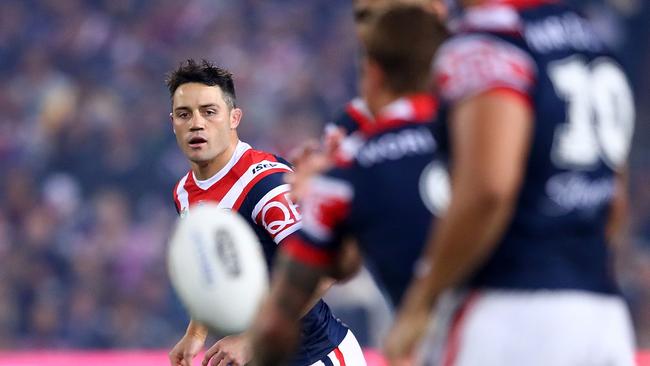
[362,5,448,93]
[165,59,237,109]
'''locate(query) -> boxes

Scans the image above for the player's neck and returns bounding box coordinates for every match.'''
[191,141,239,181]
[368,90,397,117]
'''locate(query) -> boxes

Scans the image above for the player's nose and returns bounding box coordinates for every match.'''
[188,113,206,130]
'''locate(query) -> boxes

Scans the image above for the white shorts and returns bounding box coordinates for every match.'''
[418,290,636,366]
[309,330,367,366]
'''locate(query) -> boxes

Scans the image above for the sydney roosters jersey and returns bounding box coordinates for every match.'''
[434,1,635,293]
[327,97,372,137]
[284,95,446,306]
[172,141,348,366]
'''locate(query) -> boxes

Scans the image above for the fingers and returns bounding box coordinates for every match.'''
[181,352,194,366]
[323,126,346,155]
[202,342,224,366]
[215,354,235,366]
[287,139,320,166]
[169,347,188,366]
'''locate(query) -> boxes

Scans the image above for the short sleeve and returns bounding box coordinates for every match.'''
[248,174,302,245]
[433,34,537,102]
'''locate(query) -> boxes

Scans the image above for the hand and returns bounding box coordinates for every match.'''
[202,333,252,366]
[285,127,346,202]
[383,305,431,366]
[285,149,332,202]
[169,331,205,366]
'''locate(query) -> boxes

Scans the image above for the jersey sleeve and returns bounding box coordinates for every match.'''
[282,169,355,267]
[433,34,537,103]
[245,172,302,245]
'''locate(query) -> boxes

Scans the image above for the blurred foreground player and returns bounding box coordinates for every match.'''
[324,0,443,143]
[250,6,447,366]
[388,0,637,365]
[165,60,365,366]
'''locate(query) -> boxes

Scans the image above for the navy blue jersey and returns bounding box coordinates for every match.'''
[433,1,635,293]
[173,141,348,366]
[327,97,373,137]
[284,95,448,306]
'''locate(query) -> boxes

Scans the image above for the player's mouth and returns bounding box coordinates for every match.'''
[188,136,208,149]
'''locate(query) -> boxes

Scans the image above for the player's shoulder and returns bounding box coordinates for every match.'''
[435,15,538,102]
[236,147,293,179]
[237,146,294,206]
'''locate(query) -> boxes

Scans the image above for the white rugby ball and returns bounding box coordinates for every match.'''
[167,203,269,334]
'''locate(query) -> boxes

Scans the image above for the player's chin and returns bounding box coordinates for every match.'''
[186,150,212,164]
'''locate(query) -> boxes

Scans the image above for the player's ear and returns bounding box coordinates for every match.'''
[169,112,176,135]
[230,108,242,129]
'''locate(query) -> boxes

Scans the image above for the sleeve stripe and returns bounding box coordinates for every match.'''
[218,161,293,210]
[484,86,533,107]
[273,221,302,245]
[251,184,292,221]
[310,175,354,200]
[282,235,336,267]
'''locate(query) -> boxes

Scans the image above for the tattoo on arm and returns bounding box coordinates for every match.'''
[272,253,325,319]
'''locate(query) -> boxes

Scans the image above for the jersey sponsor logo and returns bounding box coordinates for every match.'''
[544,172,614,214]
[357,127,436,167]
[260,193,301,236]
[251,162,279,174]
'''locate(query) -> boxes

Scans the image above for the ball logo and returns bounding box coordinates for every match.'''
[214,229,241,277]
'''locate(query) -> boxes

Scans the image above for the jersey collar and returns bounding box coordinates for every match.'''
[193,140,251,190]
[362,94,438,136]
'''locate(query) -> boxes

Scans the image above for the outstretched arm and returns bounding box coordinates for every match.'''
[250,251,328,366]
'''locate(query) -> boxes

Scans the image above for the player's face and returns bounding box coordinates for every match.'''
[171,83,241,167]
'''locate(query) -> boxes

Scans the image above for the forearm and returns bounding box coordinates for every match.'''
[186,319,209,340]
[251,253,326,366]
[300,277,334,317]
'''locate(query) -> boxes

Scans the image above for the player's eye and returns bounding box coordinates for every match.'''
[205,109,217,115]
[177,112,189,119]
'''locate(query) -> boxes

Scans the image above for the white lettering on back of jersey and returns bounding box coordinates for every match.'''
[525,13,602,53]
[357,127,436,167]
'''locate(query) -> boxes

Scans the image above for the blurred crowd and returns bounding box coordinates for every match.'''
[0,0,648,351]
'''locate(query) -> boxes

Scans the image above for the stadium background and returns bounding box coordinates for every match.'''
[0,0,648,363]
